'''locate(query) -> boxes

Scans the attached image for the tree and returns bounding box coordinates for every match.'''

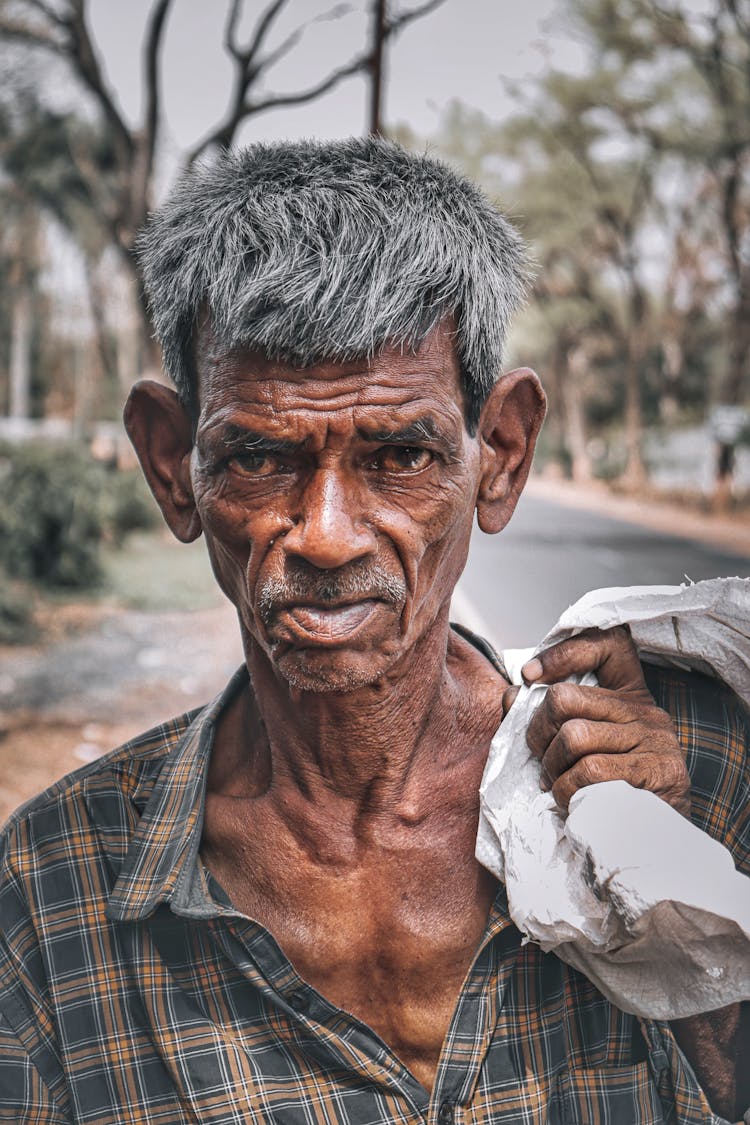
[0,0,446,382]
[424,88,660,487]
[1,97,120,389]
[571,0,750,498]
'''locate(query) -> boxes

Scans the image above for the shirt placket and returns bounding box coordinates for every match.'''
[427,916,520,1125]
[214,916,431,1121]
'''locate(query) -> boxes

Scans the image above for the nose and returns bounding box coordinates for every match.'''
[282,468,377,569]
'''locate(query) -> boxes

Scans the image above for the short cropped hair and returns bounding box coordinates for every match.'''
[137,136,529,433]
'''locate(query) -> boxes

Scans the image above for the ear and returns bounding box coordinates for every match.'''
[475,367,546,534]
[123,380,203,543]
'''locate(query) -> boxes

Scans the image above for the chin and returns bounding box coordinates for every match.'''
[274,647,395,694]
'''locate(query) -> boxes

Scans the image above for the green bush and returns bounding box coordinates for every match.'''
[104,467,160,544]
[0,442,158,589]
[0,571,36,644]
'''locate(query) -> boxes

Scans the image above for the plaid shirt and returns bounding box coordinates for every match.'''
[0,660,747,1125]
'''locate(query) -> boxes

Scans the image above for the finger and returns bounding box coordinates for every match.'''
[522,626,650,696]
[525,681,656,759]
[550,750,692,815]
[501,685,520,718]
[539,719,644,788]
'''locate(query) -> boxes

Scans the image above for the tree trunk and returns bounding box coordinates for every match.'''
[659,336,682,425]
[619,273,649,492]
[82,254,119,404]
[368,0,387,135]
[9,286,32,420]
[620,349,648,491]
[713,267,750,508]
[117,266,162,393]
[563,345,593,483]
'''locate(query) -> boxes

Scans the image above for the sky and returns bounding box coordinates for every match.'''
[29,0,588,330]
[32,0,587,323]
[83,0,586,183]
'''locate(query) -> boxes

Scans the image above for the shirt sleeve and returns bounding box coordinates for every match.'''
[0,1008,70,1124]
[0,830,70,1124]
[642,663,750,1124]
[642,661,750,874]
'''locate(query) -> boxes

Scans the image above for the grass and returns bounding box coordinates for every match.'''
[102,530,224,612]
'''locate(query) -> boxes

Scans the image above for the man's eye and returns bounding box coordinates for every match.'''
[227,452,277,477]
[374,446,434,472]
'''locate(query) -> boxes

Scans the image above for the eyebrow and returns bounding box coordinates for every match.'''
[356,417,445,445]
[217,425,303,455]
[212,416,459,457]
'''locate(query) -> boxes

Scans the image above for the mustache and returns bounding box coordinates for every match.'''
[257,560,406,623]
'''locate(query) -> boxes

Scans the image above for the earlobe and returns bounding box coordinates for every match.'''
[476,367,546,534]
[123,380,203,544]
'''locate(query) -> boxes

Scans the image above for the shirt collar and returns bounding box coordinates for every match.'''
[106,641,517,933]
[106,666,248,924]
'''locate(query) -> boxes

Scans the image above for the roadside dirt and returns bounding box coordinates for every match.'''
[0,601,242,823]
[526,477,750,556]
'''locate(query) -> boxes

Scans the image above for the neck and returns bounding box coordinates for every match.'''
[207,609,507,868]
[210,608,490,826]
[256,608,457,803]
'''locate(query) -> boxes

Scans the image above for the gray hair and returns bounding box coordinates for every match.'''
[137,136,529,432]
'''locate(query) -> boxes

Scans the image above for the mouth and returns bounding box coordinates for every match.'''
[271,599,385,645]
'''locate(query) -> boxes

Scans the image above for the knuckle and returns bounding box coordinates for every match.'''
[546,682,571,718]
[662,752,689,788]
[575,755,609,785]
[502,686,518,716]
[559,718,588,756]
[652,706,677,731]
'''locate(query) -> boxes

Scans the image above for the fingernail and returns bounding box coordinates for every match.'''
[522,657,543,682]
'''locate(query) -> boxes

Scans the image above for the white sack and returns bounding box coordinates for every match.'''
[476,576,750,1018]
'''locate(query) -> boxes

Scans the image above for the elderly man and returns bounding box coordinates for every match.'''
[0,138,747,1125]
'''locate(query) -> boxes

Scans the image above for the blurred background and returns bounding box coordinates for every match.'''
[0,0,749,817]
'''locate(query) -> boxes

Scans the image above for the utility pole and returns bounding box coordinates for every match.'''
[368,0,387,135]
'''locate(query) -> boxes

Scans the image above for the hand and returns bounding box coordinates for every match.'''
[501,626,691,817]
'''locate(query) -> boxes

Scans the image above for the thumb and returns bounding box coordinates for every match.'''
[501,684,520,718]
[521,626,648,695]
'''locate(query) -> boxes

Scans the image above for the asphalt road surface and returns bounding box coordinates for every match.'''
[457,492,750,650]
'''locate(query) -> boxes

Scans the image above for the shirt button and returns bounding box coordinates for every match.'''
[289,990,307,1013]
[438,1102,454,1125]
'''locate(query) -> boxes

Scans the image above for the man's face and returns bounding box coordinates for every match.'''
[189,322,484,693]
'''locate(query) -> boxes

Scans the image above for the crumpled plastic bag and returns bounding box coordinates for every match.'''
[476,576,750,1018]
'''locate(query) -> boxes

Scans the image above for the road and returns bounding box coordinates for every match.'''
[2,487,749,820]
[456,491,750,650]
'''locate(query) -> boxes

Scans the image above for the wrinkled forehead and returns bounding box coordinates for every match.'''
[192,315,466,418]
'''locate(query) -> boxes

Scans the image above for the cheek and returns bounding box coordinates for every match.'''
[191,475,287,599]
[373,473,477,592]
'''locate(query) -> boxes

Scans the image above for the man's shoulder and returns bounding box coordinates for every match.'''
[643,658,750,873]
[0,705,202,871]
[642,657,750,744]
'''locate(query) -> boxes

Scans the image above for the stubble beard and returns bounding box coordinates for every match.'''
[255,558,408,694]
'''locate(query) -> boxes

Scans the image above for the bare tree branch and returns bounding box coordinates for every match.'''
[141,0,173,191]
[248,52,368,113]
[64,0,134,165]
[0,15,63,48]
[239,0,289,65]
[186,0,447,166]
[252,5,354,79]
[252,22,305,77]
[223,0,244,60]
[23,0,69,28]
[384,0,446,36]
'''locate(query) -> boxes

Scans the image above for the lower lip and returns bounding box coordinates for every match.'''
[273,600,383,644]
